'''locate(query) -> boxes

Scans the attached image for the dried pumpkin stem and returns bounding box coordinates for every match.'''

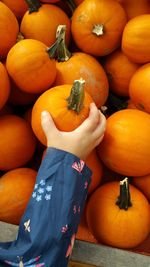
[25,0,41,13]
[67,78,85,114]
[92,24,105,36]
[47,25,72,62]
[116,177,132,210]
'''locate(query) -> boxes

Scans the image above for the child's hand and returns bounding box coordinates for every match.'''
[41,103,106,160]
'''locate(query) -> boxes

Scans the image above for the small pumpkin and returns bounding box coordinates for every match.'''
[71,0,127,56]
[86,178,150,248]
[0,2,19,59]
[103,49,139,97]
[31,78,93,146]
[0,115,36,170]
[122,14,150,64]
[0,62,10,110]
[49,25,109,108]
[129,63,150,114]
[132,174,150,202]
[1,0,28,20]
[0,168,37,225]
[6,39,56,94]
[20,0,71,47]
[98,109,150,176]
[120,0,150,20]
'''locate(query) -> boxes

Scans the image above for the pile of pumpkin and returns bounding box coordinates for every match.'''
[0,0,150,251]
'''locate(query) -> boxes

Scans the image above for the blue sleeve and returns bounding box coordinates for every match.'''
[0,147,92,267]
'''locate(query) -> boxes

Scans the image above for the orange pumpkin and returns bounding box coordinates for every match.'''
[0,115,36,170]
[40,0,60,2]
[103,49,139,97]
[85,149,103,195]
[6,39,56,94]
[127,99,137,110]
[0,62,10,110]
[122,15,150,64]
[1,0,28,20]
[86,178,150,248]
[50,25,109,108]
[98,109,150,176]
[71,0,127,56]
[0,168,37,225]
[31,79,93,146]
[120,0,150,20]
[129,63,150,114]
[20,2,71,47]
[0,2,19,59]
[74,0,84,5]
[132,174,150,202]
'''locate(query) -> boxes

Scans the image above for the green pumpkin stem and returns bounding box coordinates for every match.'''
[65,0,77,13]
[25,0,41,13]
[116,177,132,210]
[67,78,85,114]
[47,25,71,62]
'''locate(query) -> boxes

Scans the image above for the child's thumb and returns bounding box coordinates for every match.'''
[41,111,57,139]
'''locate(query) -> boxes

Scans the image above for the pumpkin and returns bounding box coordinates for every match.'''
[49,25,109,108]
[127,99,137,110]
[71,0,127,56]
[20,1,71,47]
[120,0,150,20]
[1,0,28,20]
[98,109,150,176]
[85,149,103,195]
[0,168,37,225]
[74,0,84,5]
[0,2,19,59]
[6,39,56,94]
[86,178,150,248]
[122,15,150,64]
[132,174,150,202]
[0,115,36,170]
[40,0,60,2]
[0,62,10,110]
[129,63,150,114]
[103,49,139,97]
[31,78,93,146]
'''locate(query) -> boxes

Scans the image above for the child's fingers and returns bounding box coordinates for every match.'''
[92,112,106,140]
[41,111,58,139]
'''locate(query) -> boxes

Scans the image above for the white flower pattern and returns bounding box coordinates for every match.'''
[32,181,53,202]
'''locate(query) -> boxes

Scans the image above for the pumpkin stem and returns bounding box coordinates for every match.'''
[92,24,105,36]
[67,78,85,114]
[116,177,132,210]
[47,25,72,62]
[25,0,41,13]
[65,0,77,13]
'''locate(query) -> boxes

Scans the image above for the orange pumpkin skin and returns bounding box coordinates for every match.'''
[20,4,71,47]
[71,0,127,56]
[98,109,150,176]
[0,168,37,225]
[86,182,150,248]
[6,39,56,94]
[0,115,36,170]
[120,0,150,20]
[133,174,150,202]
[74,0,84,5]
[0,62,10,110]
[54,52,109,108]
[31,84,93,146]
[85,149,103,195]
[122,15,150,64]
[103,49,139,97]
[129,63,150,114]
[1,0,28,20]
[0,2,19,59]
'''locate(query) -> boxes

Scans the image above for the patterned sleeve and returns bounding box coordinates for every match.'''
[0,147,92,267]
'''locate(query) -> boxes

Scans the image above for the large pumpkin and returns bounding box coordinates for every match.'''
[31,79,93,146]
[6,39,56,94]
[98,109,150,176]
[0,2,19,59]
[86,178,150,248]
[0,115,36,170]
[129,63,150,114]
[0,62,10,110]
[71,0,127,56]
[122,14,150,64]
[0,168,37,225]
